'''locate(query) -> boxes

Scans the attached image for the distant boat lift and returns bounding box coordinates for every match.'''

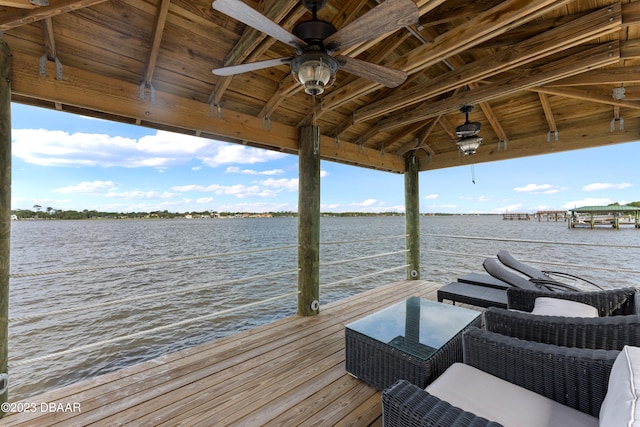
[568,205,640,229]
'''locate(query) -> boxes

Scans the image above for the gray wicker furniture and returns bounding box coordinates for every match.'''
[345,297,481,390]
[484,287,640,350]
[505,287,640,315]
[382,327,619,427]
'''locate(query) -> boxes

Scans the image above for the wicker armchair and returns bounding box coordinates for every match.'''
[382,327,619,427]
[484,287,640,350]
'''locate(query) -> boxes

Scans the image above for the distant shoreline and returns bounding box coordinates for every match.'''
[11,210,503,220]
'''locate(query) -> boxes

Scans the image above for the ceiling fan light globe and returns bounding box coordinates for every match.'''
[457,136,482,155]
[292,55,337,96]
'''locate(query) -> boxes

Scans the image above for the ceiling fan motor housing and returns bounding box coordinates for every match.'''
[292,20,337,47]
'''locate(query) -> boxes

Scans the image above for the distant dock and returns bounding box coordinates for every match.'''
[569,205,640,229]
[534,210,567,221]
[502,213,530,220]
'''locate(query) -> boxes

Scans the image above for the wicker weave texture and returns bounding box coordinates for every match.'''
[382,327,619,426]
[506,287,640,316]
[484,307,640,350]
[345,316,481,390]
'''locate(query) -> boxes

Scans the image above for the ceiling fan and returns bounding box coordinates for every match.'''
[211,0,419,95]
[455,105,482,155]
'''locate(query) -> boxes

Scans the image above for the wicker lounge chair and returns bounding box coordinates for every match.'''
[382,327,620,427]
[484,287,640,350]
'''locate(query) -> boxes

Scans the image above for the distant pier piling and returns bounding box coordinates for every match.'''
[534,211,567,222]
[502,213,530,220]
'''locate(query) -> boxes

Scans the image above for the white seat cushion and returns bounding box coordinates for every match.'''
[531,297,598,317]
[427,363,598,427]
[599,345,640,426]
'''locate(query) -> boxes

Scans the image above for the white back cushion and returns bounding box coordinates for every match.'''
[600,345,640,426]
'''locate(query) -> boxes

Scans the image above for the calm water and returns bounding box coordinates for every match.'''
[8,216,640,401]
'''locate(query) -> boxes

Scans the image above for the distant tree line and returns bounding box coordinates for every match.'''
[11,202,639,220]
[10,207,409,220]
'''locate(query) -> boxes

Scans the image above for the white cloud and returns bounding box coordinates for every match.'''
[171,183,278,198]
[53,180,116,194]
[225,166,285,175]
[424,194,439,200]
[561,198,613,209]
[200,144,286,167]
[105,190,176,200]
[261,178,298,191]
[12,129,287,169]
[513,184,562,194]
[583,182,633,191]
[196,197,215,204]
[354,199,378,207]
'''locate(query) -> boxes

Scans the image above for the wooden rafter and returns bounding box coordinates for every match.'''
[378,42,621,131]
[0,0,108,31]
[538,92,558,136]
[209,0,302,106]
[531,86,640,110]
[544,67,640,86]
[41,17,55,60]
[353,4,622,123]
[374,121,427,152]
[396,119,437,158]
[0,0,38,9]
[141,0,171,88]
[320,0,576,114]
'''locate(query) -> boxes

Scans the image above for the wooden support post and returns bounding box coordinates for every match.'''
[404,155,420,279]
[0,37,11,411]
[298,125,320,316]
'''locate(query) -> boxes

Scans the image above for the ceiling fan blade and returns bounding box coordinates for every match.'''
[337,56,407,88]
[212,0,307,50]
[324,0,419,52]
[212,57,293,76]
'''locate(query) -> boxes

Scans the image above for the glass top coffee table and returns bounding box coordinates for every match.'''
[345,296,481,390]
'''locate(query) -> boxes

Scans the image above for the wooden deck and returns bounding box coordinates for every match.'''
[4,280,452,426]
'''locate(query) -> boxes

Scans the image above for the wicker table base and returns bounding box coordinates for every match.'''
[345,297,481,390]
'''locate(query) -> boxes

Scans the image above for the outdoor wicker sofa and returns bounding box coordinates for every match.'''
[382,327,625,427]
[484,287,640,350]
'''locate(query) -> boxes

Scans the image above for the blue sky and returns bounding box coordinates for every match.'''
[10,103,640,214]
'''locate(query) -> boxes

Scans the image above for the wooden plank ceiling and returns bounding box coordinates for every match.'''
[3,0,640,173]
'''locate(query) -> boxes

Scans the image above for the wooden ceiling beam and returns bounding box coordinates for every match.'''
[0,0,37,9]
[0,0,108,31]
[374,121,427,152]
[419,115,640,172]
[544,66,640,86]
[378,42,621,131]
[320,0,575,113]
[530,86,640,110]
[10,49,404,172]
[353,4,622,123]
[141,0,171,87]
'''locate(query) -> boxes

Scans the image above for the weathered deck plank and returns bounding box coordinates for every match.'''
[4,280,445,426]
